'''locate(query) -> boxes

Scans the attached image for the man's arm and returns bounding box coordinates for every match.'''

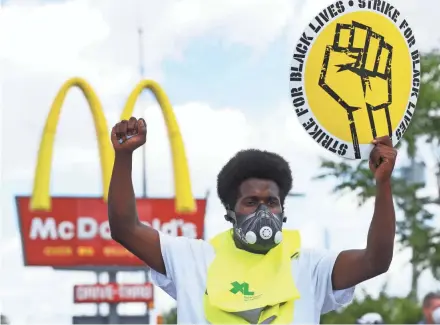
[331,180,395,290]
[108,118,166,275]
[331,136,397,290]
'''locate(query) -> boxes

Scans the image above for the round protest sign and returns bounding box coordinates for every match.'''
[290,0,420,160]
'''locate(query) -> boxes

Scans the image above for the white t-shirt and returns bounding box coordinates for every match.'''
[151,231,355,324]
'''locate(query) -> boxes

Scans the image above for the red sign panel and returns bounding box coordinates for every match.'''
[74,283,153,303]
[16,197,206,267]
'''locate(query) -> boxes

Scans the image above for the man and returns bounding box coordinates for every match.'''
[108,117,397,324]
[421,292,440,324]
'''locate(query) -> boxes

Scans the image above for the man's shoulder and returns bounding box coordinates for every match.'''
[159,232,214,256]
[297,247,329,260]
[160,232,205,245]
[296,247,339,269]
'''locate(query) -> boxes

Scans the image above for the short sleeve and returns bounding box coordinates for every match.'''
[308,249,355,314]
[150,231,213,300]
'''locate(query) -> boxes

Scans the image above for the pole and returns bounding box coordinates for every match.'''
[108,271,119,324]
[138,26,151,324]
[203,190,211,240]
[138,27,147,198]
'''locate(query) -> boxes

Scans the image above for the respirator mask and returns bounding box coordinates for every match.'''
[225,203,286,254]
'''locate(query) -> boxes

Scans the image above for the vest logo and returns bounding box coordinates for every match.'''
[290,0,420,160]
[230,281,254,296]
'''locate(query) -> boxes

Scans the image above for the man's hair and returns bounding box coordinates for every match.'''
[423,292,440,308]
[216,149,293,209]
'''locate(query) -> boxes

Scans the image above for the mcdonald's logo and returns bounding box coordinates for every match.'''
[31,77,195,213]
[15,77,207,268]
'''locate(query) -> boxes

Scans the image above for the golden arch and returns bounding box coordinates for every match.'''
[31,78,195,213]
[31,77,113,211]
[120,80,195,213]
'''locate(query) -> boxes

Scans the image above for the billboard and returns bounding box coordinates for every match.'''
[17,77,206,268]
[74,283,154,304]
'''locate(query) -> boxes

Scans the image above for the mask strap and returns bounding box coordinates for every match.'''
[224,205,237,224]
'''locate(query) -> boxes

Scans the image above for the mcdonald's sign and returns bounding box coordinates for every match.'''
[16,78,206,268]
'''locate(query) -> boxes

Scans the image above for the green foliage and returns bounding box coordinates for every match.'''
[315,50,440,293]
[162,306,177,324]
[404,50,440,152]
[321,290,423,324]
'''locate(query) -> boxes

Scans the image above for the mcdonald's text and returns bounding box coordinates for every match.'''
[29,216,198,241]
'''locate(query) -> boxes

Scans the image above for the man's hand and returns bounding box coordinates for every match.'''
[369,136,397,183]
[111,117,147,153]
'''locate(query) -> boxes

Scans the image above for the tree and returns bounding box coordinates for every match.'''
[162,306,177,324]
[315,50,440,298]
[321,287,423,324]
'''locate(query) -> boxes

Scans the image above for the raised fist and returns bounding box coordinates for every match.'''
[319,21,393,159]
[111,117,147,153]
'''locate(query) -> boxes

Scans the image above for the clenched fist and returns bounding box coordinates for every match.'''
[111,117,147,153]
[319,21,393,159]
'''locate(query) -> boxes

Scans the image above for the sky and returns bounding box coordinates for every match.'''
[1,0,440,324]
